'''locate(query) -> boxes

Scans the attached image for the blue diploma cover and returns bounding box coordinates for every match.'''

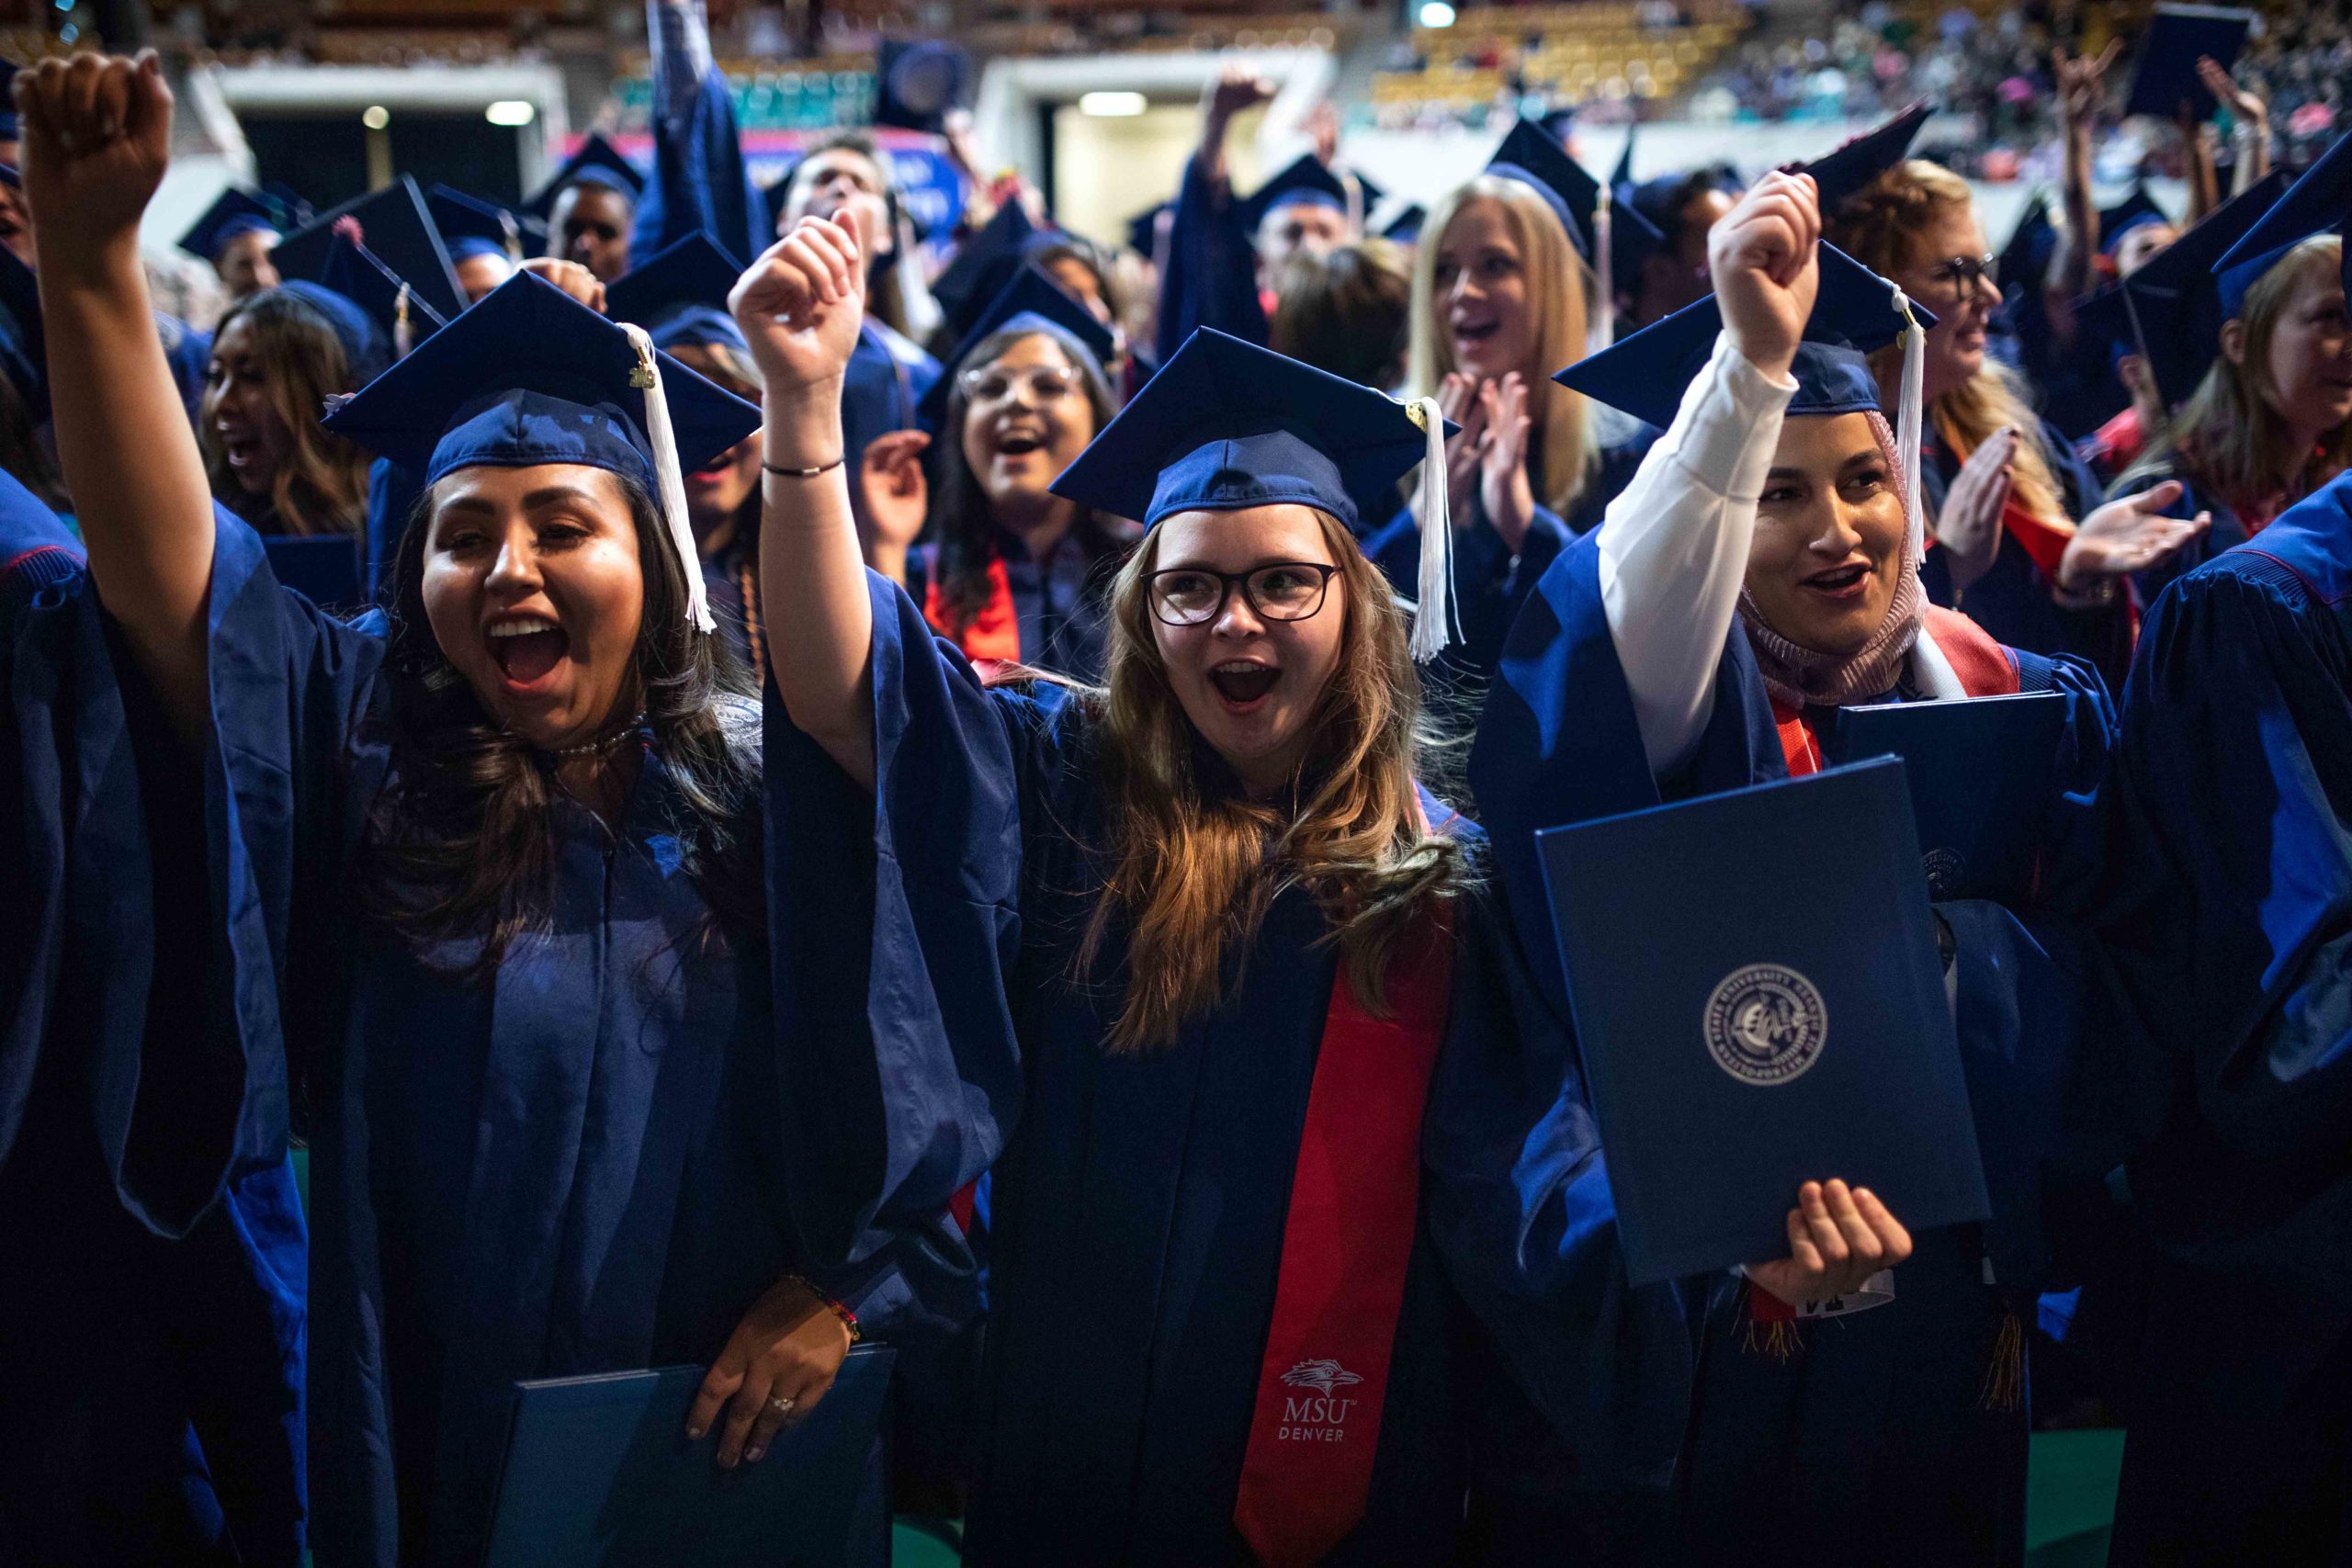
[1536,758,1991,1286]
[2125,5,2256,121]
[1827,690,2068,903]
[482,1345,897,1567]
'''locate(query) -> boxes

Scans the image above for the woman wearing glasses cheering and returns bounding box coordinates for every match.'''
[1833,161,2209,691]
[858,268,1138,679]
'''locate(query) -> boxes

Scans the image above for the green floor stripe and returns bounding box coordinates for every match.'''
[2025,1428,2125,1567]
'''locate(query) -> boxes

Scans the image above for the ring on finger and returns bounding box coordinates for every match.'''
[764,1393,797,1418]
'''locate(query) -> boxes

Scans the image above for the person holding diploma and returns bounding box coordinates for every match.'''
[1473,171,2130,1566]
[10,53,967,1566]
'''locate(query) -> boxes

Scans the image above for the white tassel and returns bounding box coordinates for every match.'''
[393,284,414,361]
[1407,394,1456,663]
[1590,184,1615,356]
[1344,168,1365,235]
[620,321,717,634]
[1894,288,1927,565]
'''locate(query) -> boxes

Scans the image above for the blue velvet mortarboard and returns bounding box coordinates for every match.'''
[180,187,288,261]
[2072,169,2286,406]
[277,280,389,386]
[521,132,647,220]
[2098,184,2177,257]
[919,264,1115,429]
[273,176,467,322]
[319,232,447,371]
[2124,5,2256,121]
[1239,153,1385,231]
[1485,118,1664,268]
[426,185,546,263]
[1050,327,1443,532]
[320,271,759,494]
[604,232,752,361]
[1555,243,1932,429]
[931,198,1065,337]
[2213,128,2352,318]
[1796,101,1931,214]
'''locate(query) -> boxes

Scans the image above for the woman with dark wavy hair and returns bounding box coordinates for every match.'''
[9,54,961,1566]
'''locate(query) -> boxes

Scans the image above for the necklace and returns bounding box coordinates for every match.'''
[546,713,647,761]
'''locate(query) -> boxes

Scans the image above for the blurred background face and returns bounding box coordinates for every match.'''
[548,184,634,283]
[786,147,893,255]
[1641,186,1735,321]
[216,230,281,299]
[453,250,514,303]
[1745,412,1906,658]
[1890,200,1996,401]
[1258,200,1348,272]
[1431,196,1533,384]
[2258,264,2352,441]
[957,333,1096,529]
[201,312,295,499]
[2114,222,2178,278]
[667,342,763,547]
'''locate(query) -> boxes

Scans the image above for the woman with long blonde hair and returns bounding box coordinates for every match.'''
[1365,122,1657,688]
[1831,160,2206,690]
[2110,233,2352,599]
[741,208,1856,1559]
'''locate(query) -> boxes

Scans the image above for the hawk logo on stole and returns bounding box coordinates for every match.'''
[1702,964,1829,1086]
[1281,1359,1363,1396]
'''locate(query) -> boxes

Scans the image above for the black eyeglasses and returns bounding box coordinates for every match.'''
[1925,254,1999,295]
[1146,562,1341,626]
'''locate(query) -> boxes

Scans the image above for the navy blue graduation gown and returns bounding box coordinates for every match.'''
[23,515,966,1566]
[903,527,1129,682]
[1156,151,1266,368]
[1469,527,2120,1566]
[843,320,939,473]
[1918,418,2135,694]
[2098,474,2352,1549]
[765,573,1689,1562]
[1,499,306,1566]
[1363,428,1656,703]
[630,0,767,270]
[362,456,426,604]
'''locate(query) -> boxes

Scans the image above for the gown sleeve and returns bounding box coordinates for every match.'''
[1154,151,1266,367]
[13,506,382,1237]
[631,0,767,269]
[764,570,1038,1265]
[2101,545,2352,1300]
[1422,876,1695,1506]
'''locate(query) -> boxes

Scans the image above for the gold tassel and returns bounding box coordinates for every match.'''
[1979,1306,2024,1412]
[1733,1280,1805,1363]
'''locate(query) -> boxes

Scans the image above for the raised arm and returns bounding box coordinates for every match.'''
[2049,44,2116,302]
[18,53,216,743]
[1594,172,1811,778]
[735,211,877,788]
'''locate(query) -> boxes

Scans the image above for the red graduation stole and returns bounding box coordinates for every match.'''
[922,555,1023,662]
[1232,902,1455,1568]
[1769,606,2021,779]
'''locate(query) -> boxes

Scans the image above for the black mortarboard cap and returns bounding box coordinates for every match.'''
[520,132,647,220]
[427,184,546,264]
[2214,127,2352,314]
[873,39,970,135]
[2124,5,2257,122]
[273,176,467,323]
[180,187,288,261]
[1798,101,1932,215]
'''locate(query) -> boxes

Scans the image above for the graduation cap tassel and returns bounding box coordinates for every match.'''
[393,285,414,361]
[1894,288,1927,564]
[1405,394,1457,664]
[619,321,718,634]
[1590,184,1615,356]
[500,210,523,265]
[1344,169,1365,236]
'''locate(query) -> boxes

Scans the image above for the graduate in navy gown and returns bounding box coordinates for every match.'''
[731,196,1786,1561]
[1364,119,1663,699]
[2108,130,2352,611]
[1476,172,2125,1567]
[1828,159,2211,694]
[179,185,289,302]
[10,57,966,1566]
[630,0,766,272]
[858,265,1136,681]
[2098,236,2352,1568]
[0,476,308,1566]
[520,131,645,286]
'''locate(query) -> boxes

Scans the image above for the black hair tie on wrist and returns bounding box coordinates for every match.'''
[763,455,846,479]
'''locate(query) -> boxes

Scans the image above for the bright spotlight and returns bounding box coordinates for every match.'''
[485,100,537,127]
[1079,91,1148,118]
[362,105,390,130]
[1420,1,1458,26]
